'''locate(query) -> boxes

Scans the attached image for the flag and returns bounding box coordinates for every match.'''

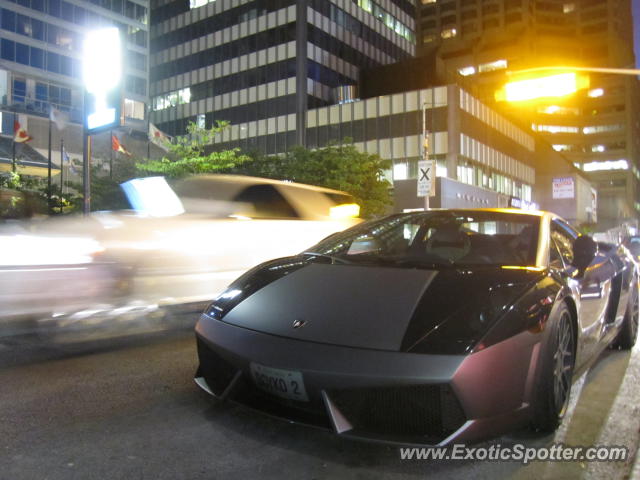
[149,123,171,151]
[112,135,131,156]
[13,121,32,143]
[50,107,68,131]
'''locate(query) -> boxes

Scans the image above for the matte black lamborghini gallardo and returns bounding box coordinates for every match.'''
[194,209,639,445]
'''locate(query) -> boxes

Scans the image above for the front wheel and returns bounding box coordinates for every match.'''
[613,281,639,350]
[531,303,575,433]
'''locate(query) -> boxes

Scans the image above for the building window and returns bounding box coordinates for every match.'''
[582,160,628,172]
[582,124,623,135]
[563,3,575,13]
[393,162,408,180]
[356,0,415,41]
[531,124,579,134]
[587,88,604,97]
[423,33,436,43]
[152,87,191,111]
[124,98,145,120]
[552,144,571,152]
[458,66,476,76]
[537,105,579,115]
[478,59,507,73]
[441,27,457,38]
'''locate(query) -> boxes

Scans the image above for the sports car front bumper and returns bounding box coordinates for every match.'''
[195,313,540,445]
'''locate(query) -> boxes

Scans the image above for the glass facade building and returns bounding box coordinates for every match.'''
[149,0,416,146]
[0,0,149,127]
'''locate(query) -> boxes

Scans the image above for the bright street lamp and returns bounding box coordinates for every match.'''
[496,66,640,103]
[81,27,123,214]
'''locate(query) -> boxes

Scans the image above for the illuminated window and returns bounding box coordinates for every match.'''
[591,145,605,153]
[441,27,457,38]
[588,88,604,98]
[537,105,579,115]
[423,33,436,43]
[478,59,508,73]
[582,160,628,172]
[393,162,408,180]
[531,124,579,134]
[582,124,623,135]
[458,66,476,76]
[552,144,571,152]
[356,0,415,41]
[421,0,436,3]
[563,3,575,13]
[190,0,213,8]
[196,113,205,129]
[152,87,191,111]
[124,98,145,120]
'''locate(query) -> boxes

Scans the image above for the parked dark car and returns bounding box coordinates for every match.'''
[195,209,638,445]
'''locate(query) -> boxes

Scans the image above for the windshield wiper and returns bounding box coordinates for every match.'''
[302,252,353,265]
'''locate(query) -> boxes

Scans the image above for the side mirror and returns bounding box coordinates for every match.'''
[572,235,597,273]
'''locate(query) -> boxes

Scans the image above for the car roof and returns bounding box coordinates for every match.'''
[177,174,350,196]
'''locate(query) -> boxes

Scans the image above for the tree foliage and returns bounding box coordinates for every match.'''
[233,141,393,218]
[6,123,393,219]
[138,121,251,178]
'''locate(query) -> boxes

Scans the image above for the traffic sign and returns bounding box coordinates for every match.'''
[417,160,435,197]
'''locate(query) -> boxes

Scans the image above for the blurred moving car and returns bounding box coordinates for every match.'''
[624,235,640,261]
[0,175,361,332]
[195,209,638,445]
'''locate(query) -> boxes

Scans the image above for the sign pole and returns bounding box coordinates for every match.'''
[82,132,91,214]
[422,100,429,210]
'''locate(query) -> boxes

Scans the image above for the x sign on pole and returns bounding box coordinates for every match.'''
[417,159,435,197]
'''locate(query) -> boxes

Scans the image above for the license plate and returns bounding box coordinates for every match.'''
[250,362,309,402]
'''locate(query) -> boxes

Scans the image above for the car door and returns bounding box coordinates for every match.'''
[550,220,612,362]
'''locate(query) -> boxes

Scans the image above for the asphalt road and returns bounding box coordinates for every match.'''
[1,316,639,480]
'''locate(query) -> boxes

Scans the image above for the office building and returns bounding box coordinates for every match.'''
[416,0,639,228]
[149,0,416,149]
[0,0,150,174]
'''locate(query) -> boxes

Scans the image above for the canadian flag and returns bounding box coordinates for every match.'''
[111,135,131,156]
[148,123,171,151]
[14,121,32,143]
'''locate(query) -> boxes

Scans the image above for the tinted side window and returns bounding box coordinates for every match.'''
[551,222,575,266]
[233,184,299,219]
[549,238,565,269]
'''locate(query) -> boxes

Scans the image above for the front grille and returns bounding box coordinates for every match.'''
[196,337,238,396]
[328,384,466,442]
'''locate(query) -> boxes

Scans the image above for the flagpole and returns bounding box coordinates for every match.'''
[11,111,16,173]
[110,129,114,178]
[47,116,52,214]
[59,138,64,214]
[83,133,91,214]
[146,115,151,159]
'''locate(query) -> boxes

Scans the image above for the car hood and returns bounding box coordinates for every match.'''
[217,261,541,353]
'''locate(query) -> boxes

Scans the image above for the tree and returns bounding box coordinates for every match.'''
[138,121,251,178]
[233,141,393,218]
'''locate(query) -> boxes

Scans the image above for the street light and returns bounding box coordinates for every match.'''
[81,27,123,214]
[495,65,640,224]
[496,66,640,103]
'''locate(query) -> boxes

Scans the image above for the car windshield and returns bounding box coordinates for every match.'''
[306,210,540,268]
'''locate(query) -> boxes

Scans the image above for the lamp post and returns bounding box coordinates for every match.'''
[419,88,437,210]
[82,27,123,214]
[497,66,640,103]
[497,65,639,223]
